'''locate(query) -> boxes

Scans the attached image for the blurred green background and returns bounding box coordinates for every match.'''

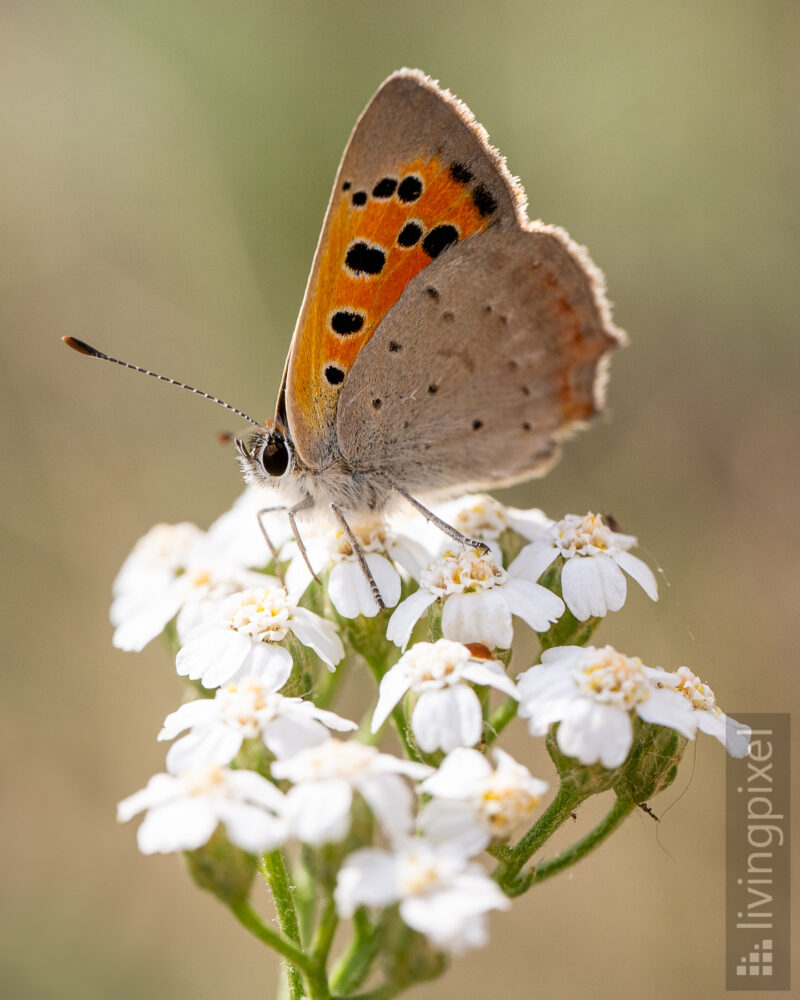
[2,1,798,997]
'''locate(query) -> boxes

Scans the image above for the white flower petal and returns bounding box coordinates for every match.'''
[263,714,330,759]
[386,589,437,649]
[557,700,633,768]
[306,705,358,732]
[612,550,659,601]
[441,590,513,649]
[329,554,401,618]
[418,799,490,856]
[399,873,506,952]
[561,554,627,620]
[335,848,400,916]
[226,768,287,810]
[215,799,287,853]
[117,773,177,821]
[360,773,416,840]
[504,506,552,541]
[284,780,353,845]
[137,798,219,854]
[176,628,251,686]
[412,686,482,752]
[461,660,519,699]
[289,608,344,667]
[247,643,294,690]
[112,588,182,652]
[507,540,559,582]
[159,700,219,740]
[636,687,696,739]
[386,535,435,581]
[284,557,314,604]
[501,578,564,632]
[166,725,244,771]
[723,716,751,758]
[420,747,493,799]
[516,663,579,736]
[371,668,414,733]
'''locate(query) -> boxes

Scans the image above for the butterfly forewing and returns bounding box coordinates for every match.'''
[282,69,523,469]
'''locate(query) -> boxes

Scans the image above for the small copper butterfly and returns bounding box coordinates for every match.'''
[64,69,624,605]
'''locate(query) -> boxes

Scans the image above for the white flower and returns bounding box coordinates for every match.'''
[284,519,432,618]
[512,512,657,621]
[206,487,293,570]
[386,546,564,650]
[176,586,344,689]
[517,645,697,768]
[424,494,551,562]
[159,667,358,771]
[271,739,432,845]
[111,522,274,652]
[654,666,751,758]
[335,838,509,953]
[371,639,518,753]
[418,748,548,855]
[117,762,287,855]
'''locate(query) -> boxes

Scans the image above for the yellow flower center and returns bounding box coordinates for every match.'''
[672,666,719,715]
[399,850,444,895]
[579,647,649,708]
[226,587,291,642]
[555,512,615,556]
[421,548,507,596]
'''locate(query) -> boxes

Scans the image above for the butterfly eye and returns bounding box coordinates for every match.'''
[259,434,290,478]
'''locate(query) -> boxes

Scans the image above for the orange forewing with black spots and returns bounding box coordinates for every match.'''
[288,154,494,453]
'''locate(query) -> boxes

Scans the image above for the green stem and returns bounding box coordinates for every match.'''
[391,705,424,764]
[330,909,383,994]
[311,897,339,967]
[229,898,315,980]
[485,696,518,746]
[258,851,304,999]
[533,795,635,884]
[492,781,587,895]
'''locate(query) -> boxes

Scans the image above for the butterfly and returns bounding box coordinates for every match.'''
[65,69,624,607]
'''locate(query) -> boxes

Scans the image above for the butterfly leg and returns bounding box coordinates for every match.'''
[256,508,287,584]
[329,503,386,610]
[256,498,321,586]
[393,487,490,554]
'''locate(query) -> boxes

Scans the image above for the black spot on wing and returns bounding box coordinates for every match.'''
[325,365,345,386]
[330,310,364,335]
[422,225,459,259]
[372,177,397,198]
[472,183,497,217]
[397,222,422,247]
[352,190,367,207]
[345,241,386,276]
[449,161,473,184]
[397,175,423,202]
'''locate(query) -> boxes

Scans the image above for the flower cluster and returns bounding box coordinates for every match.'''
[112,490,749,997]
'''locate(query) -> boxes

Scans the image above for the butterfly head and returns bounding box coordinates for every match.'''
[236,421,294,488]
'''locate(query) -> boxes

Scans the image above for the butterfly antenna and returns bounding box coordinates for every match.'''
[62,336,263,429]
